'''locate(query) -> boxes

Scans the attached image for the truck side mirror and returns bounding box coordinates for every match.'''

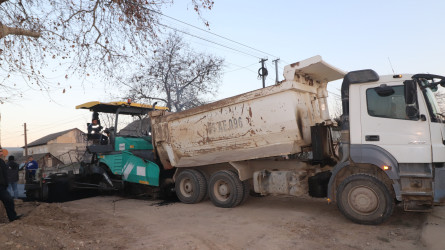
[404,80,417,105]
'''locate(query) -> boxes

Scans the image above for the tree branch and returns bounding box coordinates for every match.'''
[0,23,40,39]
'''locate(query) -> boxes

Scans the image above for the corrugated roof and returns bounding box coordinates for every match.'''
[25,128,84,148]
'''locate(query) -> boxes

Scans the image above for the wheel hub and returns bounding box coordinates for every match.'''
[180,179,193,197]
[348,186,379,214]
[213,179,230,201]
[218,183,229,196]
[184,182,192,192]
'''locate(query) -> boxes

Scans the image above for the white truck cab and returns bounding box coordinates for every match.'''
[329,70,445,224]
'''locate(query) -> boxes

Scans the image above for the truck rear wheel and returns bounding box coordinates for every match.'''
[208,170,243,208]
[336,174,394,225]
[239,180,250,205]
[175,169,207,204]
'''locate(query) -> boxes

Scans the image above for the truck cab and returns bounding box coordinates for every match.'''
[330,71,445,224]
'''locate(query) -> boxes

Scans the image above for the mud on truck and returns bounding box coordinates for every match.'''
[147,55,445,225]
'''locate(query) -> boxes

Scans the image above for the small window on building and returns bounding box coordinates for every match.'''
[366,85,411,120]
[47,157,53,168]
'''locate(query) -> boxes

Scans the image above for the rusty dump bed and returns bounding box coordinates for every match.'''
[150,55,346,169]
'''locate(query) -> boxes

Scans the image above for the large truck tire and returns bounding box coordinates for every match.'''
[25,189,38,200]
[336,174,394,225]
[41,183,49,201]
[228,170,250,206]
[239,180,250,205]
[208,170,244,208]
[175,169,207,204]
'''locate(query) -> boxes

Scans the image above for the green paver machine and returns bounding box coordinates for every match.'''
[76,101,172,194]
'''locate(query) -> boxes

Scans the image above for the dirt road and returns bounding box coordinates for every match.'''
[0,195,429,249]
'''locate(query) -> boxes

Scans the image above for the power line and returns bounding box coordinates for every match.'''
[224,62,258,74]
[132,3,297,72]
[139,6,280,59]
[159,23,260,59]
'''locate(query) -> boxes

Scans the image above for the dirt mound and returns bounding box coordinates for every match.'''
[0,200,130,249]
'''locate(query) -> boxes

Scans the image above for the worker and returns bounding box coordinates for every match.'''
[25,156,38,181]
[0,148,21,222]
[88,118,103,135]
[7,155,19,199]
[87,112,106,144]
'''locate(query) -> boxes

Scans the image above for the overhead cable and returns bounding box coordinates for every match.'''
[139,6,281,59]
[159,23,260,59]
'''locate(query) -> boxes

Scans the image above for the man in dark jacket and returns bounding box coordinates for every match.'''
[0,149,20,222]
[7,155,19,199]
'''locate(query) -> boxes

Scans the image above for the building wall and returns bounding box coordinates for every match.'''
[26,145,48,155]
[25,129,87,164]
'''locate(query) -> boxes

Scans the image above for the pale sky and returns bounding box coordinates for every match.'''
[1,0,445,147]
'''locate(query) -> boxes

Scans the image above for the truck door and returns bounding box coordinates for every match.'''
[360,84,432,163]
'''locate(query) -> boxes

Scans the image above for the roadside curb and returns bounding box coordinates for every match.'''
[421,206,445,250]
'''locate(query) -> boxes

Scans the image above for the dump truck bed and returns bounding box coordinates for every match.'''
[150,56,346,169]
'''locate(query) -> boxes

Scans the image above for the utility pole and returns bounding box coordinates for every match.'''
[24,123,28,157]
[272,58,280,84]
[258,58,268,88]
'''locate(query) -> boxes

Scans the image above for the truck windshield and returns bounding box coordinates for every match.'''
[424,88,443,121]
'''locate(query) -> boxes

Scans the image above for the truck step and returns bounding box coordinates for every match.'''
[403,200,433,212]
[400,191,433,196]
[398,173,433,178]
[398,163,433,178]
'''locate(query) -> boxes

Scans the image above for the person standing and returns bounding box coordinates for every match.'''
[0,149,21,222]
[25,156,38,180]
[7,156,19,199]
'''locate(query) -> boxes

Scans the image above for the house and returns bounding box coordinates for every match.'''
[24,128,87,164]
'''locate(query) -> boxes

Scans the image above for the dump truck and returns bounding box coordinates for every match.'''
[149,55,445,225]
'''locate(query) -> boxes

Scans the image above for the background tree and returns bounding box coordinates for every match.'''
[435,91,445,112]
[0,0,214,100]
[122,32,224,112]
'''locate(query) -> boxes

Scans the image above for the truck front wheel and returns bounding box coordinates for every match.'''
[208,170,244,208]
[336,174,394,225]
[175,169,207,204]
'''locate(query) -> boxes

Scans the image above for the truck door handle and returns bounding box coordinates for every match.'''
[365,135,380,141]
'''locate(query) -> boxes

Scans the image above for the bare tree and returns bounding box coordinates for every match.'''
[0,0,215,100]
[122,32,224,112]
[435,91,445,112]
